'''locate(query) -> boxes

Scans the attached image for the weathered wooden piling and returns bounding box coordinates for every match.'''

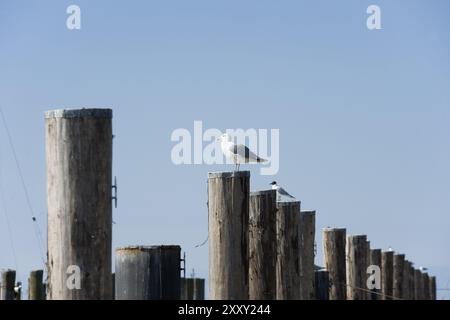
[414,269,423,300]
[276,201,301,300]
[208,171,250,300]
[423,273,430,300]
[45,108,113,300]
[365,241,371,300]
[299,210,316,300]
[249,190,277,300]
[314,270,329,300]
[115,245,181,300]
[28,270,45,300]
[393,254,405,299]
[346,235,367,300]
[369,249,382,300]
[429,276,436,300]
[14,282,22,300]
[111,273,115,300]
[181,278,205,300]
[0,269,16,300]
[322,228,347,300]
[402,260,411,300]
[381,251,394,300]
[408,262,415,300]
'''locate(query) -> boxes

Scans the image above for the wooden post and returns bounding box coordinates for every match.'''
[393,254,405,299]
[409,262,415,300]
[115,245,181,300]
[429,276,436,300]
[192,278,205,300]
[0,269,16,300]
[414,269,423,300]
[14,282,22,300]
[381,251,394,300]
[314,270,329,300]
[423,273,430,300]
[346,235,368,300]
[45,108,113,300]
[182,278,205,300]
[111,273,115,300]
[365,241,371,300]
[402,260,410,300]
[369,249,382,300]
[28,270,45,300]
[249,190,277,300]
[276,201,301,300]
[208,171,249,300]
[299,210,315,300]
[322,228,346,300]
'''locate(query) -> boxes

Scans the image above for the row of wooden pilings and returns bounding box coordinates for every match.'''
[207,171,437,300]
[322,229,436,300]
[0,108,437,300]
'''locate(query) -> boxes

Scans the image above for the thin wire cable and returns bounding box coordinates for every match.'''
[0,106,46,265]
[344,282,403,300]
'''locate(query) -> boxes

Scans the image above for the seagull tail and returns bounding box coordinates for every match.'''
[257,157,268,163]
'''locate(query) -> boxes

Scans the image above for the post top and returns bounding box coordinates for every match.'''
[276,201,300,207]
[45,108,112,119]
[116,245,181,252]
[250,190,276,196]
[208,171,250,179]
[323,227,346,232]
[347,234,367,240]
[301,210,316,215]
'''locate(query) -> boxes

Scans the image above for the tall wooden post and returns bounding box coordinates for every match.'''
[46,108,113,300]
[393,254,405,299]
[429,276,436,300]
[369,249,381,300]
[346,235,367,300]
[408,262,415,300]
[314,270,329,300]
[423,273,430,300]
[0,269,16,300]
[414,269,423,300]
[299,210,315,300]
[208,171,250,300]
[276,201,301,300]
[381,251,394,300]
[365,241,371,300]
[28,270,45,300]
[249,190,277,300]
[322,228,346,300]
[115,245,181,300]
[402,260,410,300]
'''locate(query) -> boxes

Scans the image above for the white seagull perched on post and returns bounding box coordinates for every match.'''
[217,133,267,171]
[270,181,296,201]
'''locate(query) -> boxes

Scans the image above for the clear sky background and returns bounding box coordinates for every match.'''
[0,0,449,299]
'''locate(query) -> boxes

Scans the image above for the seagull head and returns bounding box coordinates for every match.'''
[270,181,277,186]
[217,133,231,142]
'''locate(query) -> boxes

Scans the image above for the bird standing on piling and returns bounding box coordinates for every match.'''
[270,181,296,201]
[217,133,267,171]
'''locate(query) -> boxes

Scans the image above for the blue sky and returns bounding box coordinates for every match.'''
[1,0,449,298]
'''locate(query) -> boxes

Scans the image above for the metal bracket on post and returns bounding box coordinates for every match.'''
[180,252,186,279]
[112,176,118,208]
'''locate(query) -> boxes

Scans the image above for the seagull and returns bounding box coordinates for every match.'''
[217,133,267,171]
[388,246,394,252]
[270,181,295,201]
[420,266,428,272]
